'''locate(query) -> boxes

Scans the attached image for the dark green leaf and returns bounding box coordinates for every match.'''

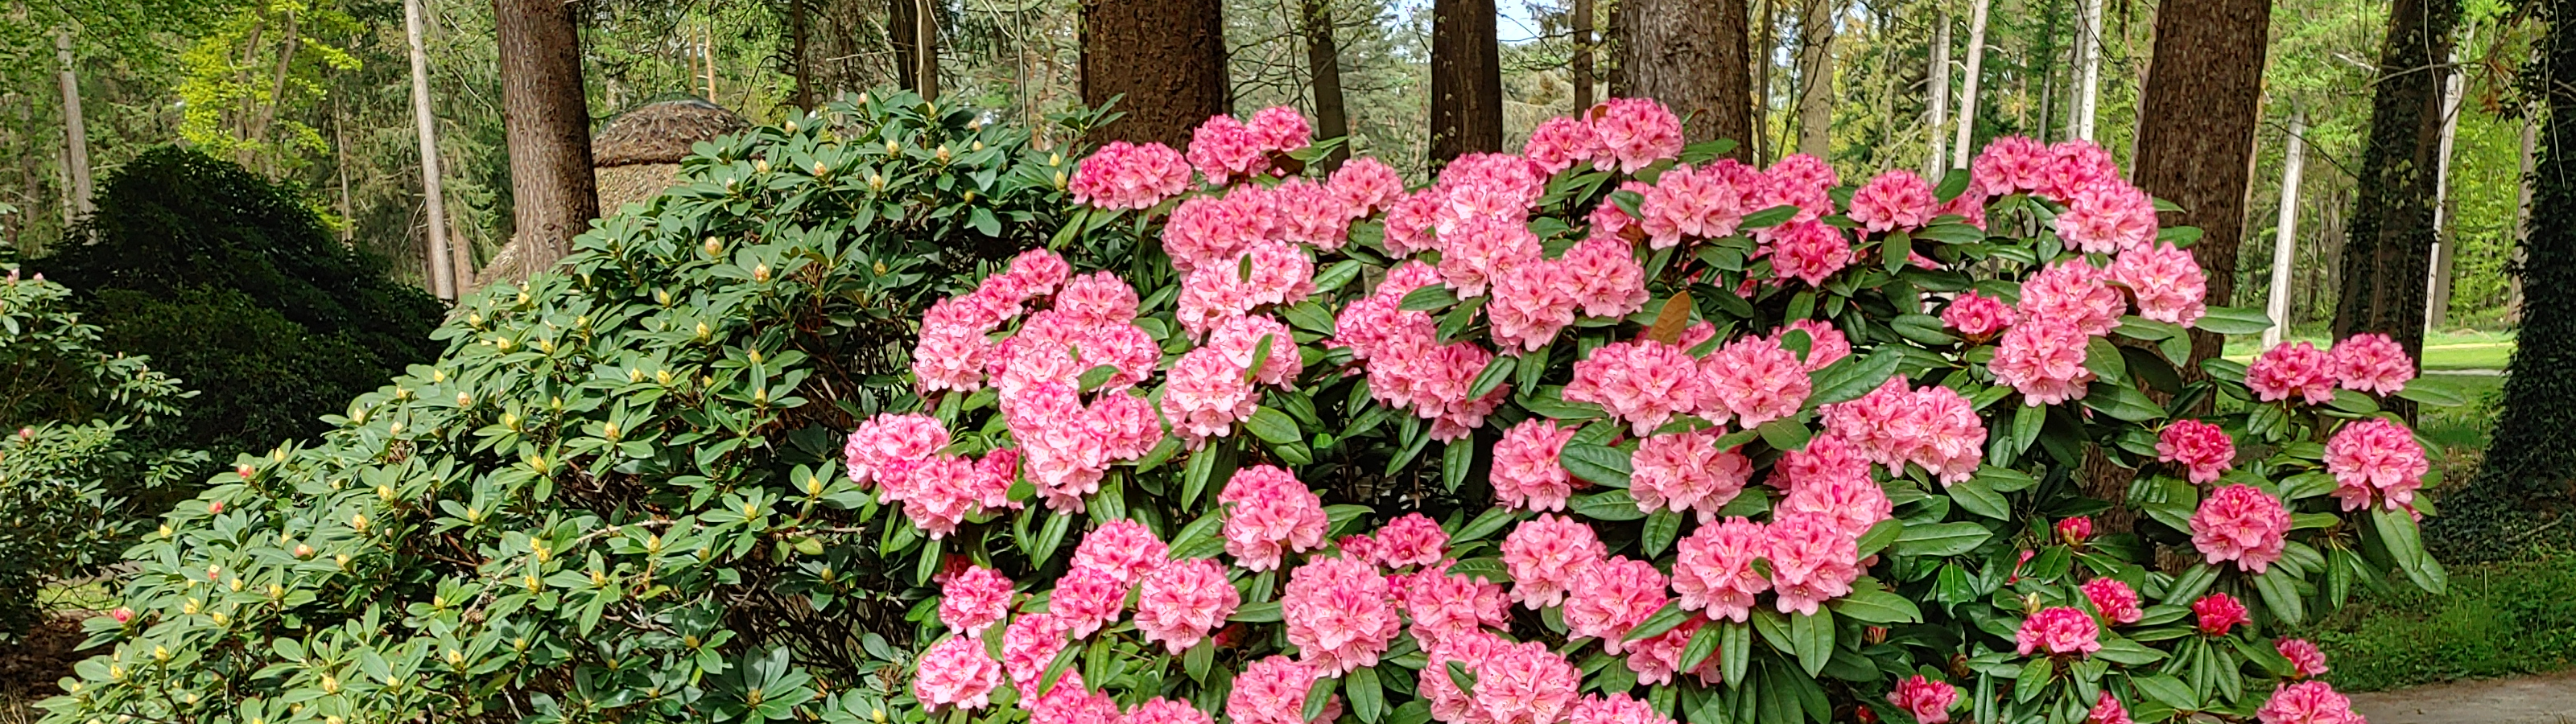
[1894,522,1992,557]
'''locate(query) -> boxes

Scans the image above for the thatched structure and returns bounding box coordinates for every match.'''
[472,99,749,290]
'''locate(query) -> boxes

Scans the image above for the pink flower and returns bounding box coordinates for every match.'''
[1162,348,1258,444]
[1437,215,1544,298]
[914,324,993,393]
[1629,430,1752,520]
[2277,638,2330,678]
[1757,154,1839,224]
[2087,692,2132,724]
[1501,514,1608,609]
[1002,613,1076,697]
[1700,335,1810,428]
[1125,698,1216,724]
[1673,517,1772,622]
[2330,332,2415,395]
[2257,681,2363,724]
[1385,189,1443,257]
[2157,420,2236,484]
[1071,520,1171,585]
[1618,619,1700,685]
[1589,98,1686,173]
[2057,182,2160,254]
[1163,195,1252,273]
[1056,272,1141,326]
[1767,513,1861,615]
[1330,158,1407,217]
[2080,578,2143,625]
[1373,512,1450,568]
[2248,342,2337,405]
[2019,258,2126,336]
[941,566,1016,636]
[1821,376,1987,484]
[1402,563,1513,648]
[2058,516,2095,545]
[1887,675,1959,724]
[1231,656,1335,724]
[1637,163,1753,249]
[2110,242,2208,326]
[1560,236,1650,319]
[1420,631,1504,724]
[2193,484,2290,573]
[2041,142,2120,203]
[1524,116,1605,175]
[2194,592,2251,636]
[1492,419,1580,511]
[1776,319,1852,370]
[1938,190,1989,229]
[1207,315,1305,387]
[1135,557,1241,653]
[1274,178,1353,249]
[1473,640,1582,724]
[2326,417,2428,512]
[1765,220,1854,286]
[1189,115,1269,184]
[1051,565,1130,638]
[1777,460,1893,540]
[914,635,1003,710]
[1006,249,1072,298]
[1562,555,1670,651]
[2016,607,2103,656]
[1488,259,1581,352]
[1849,170,1938,232]
[1282,556,1403,674]
[1942,291,2017,339]
[1249,106,1314,152]
[1587,184,1647,241]
[1971,136,2051,197]
[1773,432,1872,492]
[1031,685,1123,724]
[1220,465,1330,571]
[1567,339,1708,436]
[844,413,950,487]
[1071,141,1191,211]
[1568,693,1673,724]
[1992,318,2096,405]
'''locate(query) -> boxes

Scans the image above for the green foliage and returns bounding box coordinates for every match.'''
[35,92,1086,723]
[2296,546,2576,691]
[39,146,444,471]
[0,266,204,637]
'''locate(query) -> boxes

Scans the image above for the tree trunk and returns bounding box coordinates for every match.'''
[2072,0,2103,140]
[53,28,89,218]
[2264,110,2307,349]
[791,0,813,109]
[1792,0,1835,156]
[1613,0,1755,157]
[1081,0,1228,147]
[1429,0,1503,165]
[251,6,302,175]
[2445,0,2574,551]
[1302,0,1351,171]
[1949,0,1989,168]
[2425,49,2465,331]
[2330,0,2457,396]
[2510,101,2537,323]
[1925,2,1948,177]
[407,0,456,301]
[2132,0,2271,369]
[493,0,598,277]
[1753,0,1774,162]
[1573,0,1595,109]
[811,0,882,100]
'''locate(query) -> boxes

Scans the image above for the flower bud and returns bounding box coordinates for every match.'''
[2057,516,2094,545]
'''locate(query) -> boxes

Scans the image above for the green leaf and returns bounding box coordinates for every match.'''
[1313,260,1364,294]
[1642,510,1682,556]
[1443,438,1476,492]
[2011,401,2046,455]
[2085,336,2129,382]
[2372,507,2448,595]
[1231,601,1284,623]
[1303,675,1340,724]
[2161,563,2220,604]
[1890,314,1957,345]
[1447,660,1479,696]
[1281,302,1337,335]
[2083,382,2164,422]
[1757,418,1814,451]
[1245,405,1302,445]
[1571,490,1650,521]
[2132,673,2198,710]
[1348,664,1387,723]
[2014,657,2054,703]
[1719,621,1752,685]
[1400,285,1461,313]
[1916,221,1985,245]
[1946,476,2010,520]
[2252,566,2306,626]
[1894,522,1992,557]
[1932,170,1972,203]
[1077,364,1121,393]
[2094,637,2169,666]
[2194,306,2275,335]
[1558,442,1636,491]
[1853,519,1905,558]
[2395,376,2467,406]
[1809,351,1905,407]
[1453,508,1519,542]
[1830,589,1922,623]
[1742,204,1801,228]
[1789,611,1834,677]
[1678,620,1724,672]
[1470,355,1518,401]
[1185,640,1215,681]
[1624,603,1695,642]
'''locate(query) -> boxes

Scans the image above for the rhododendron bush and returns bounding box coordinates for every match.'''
[869,100,2459,724]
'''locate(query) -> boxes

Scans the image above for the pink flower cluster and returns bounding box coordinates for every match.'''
[2196,592,2251,636]
[2081,578,2143,624]
[1282,555,1402,673]
[2249,332,2416,402]
[1848,170,1938,233]
[1633,160,1760,249]
[2193,484,2291,573]
[1188,108,1311,185]
[1823,377,1988,484]
[1887,675,1959,724]
[2330,332,2415,395]
[1566,339,1707,436]
[2157,420,2237,483]
[1491,419,1580,511]
[1701,335,1814,428]
[1585,98,1687,174]
[2258,681,2363,724]
[1134,557,1240,653]
[1230,656,1335,724]
[1070,141,1191,210]
[1220,465,1329,571]
[1942,291,2017,339]
[844,414,1018,537]
[2109,242,2208,326]
[2325,418,2428,512]
[940,566,1015,636]
[2277,638,2330,678]
[1628,429,1752,520]
[1501,514,1608,609]
[1399,562,1512,649]
[914,635,1004,710]
[1673,517,1772,621]
[1766,512,1864,615]
[2017,606,2103,656]
[1562,555,1669,651]
[1338,262,1512,441]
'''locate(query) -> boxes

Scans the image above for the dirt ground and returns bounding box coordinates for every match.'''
[0,612,101,722]
[2350,669,2576,724]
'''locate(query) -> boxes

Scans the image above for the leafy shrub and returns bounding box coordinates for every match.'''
[37,92,1092,722]
[0,266,204,636]
[39,146,445,469]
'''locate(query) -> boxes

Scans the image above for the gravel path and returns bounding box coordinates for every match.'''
[2349,669,2576,724]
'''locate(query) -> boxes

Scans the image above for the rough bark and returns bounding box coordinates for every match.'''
[493,0,598,277]
[1429,0,1503,165]
[1573,0,1595,110]
[1792,0,1835,156]
[2330,0,2456,402]
[1925,3,1949,177]
[890,0,939,99]
[791,0,813,109]
[407,0,456,301]
[1612,0,1754,157]
[1302,0,1351,171]
[2132,0,2269,368]
[2264,111,2306,349]
[2510,101,2537,323]
[1949,0,1989,168]
[53,28,90,218]
[809,0,885,100]
[1081,0,1228,148]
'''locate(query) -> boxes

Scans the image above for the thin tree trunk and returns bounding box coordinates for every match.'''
[811,0,881,99]
[52,27,89,218]
[792,0,813,109]
[493,0,599,277]
[1614,0,1755,156]
[1081,0,1228,147]
[2331,0,2458,397]
[2132,0,2271,370]
[1302,0,1351,171]
[2425,48,2465,331]
[1926,2,1948,177]
[251,7,302,175]
[1753,0,1774,162]
[1793,0,1835,156]
[2073,0,2103,140]
[1871,6,1897,166]
[1573,0,1595,109]
[911,0,939,100]
[2265,110,2307,348]
[1949,0,1989,168]
[332,89,352,244]
[2510,101,2537,323]
[1429,0,1503,165]
[407,0,456,301]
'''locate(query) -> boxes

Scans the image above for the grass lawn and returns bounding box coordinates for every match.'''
[2293,546,2576,692]
[2221,330,2516,371]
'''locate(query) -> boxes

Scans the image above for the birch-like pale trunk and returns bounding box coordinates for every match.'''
[2073,0,2103,140]
[53,28,90,217]
[1950,0,1990,168]
[1926,1,1950,176]
[1794,0,1836,156]
[2264,111,2308,348]
[407,0,457,301]
[2425,51,2464,332]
